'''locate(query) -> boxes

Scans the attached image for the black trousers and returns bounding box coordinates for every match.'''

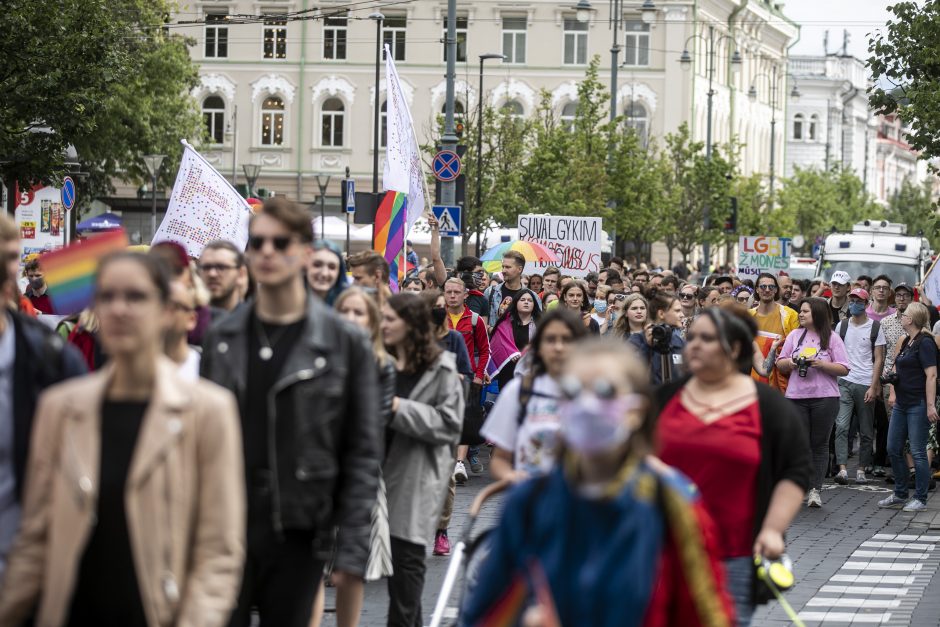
[387,537,427,627]
[874,398,889,467]
[228,523,324,627]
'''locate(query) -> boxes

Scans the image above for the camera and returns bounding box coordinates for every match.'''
[795,356,810,378]
[880,372,899,386]
[650,324,673,354]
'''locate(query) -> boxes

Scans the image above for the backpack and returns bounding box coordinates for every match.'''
[837,319,881,360]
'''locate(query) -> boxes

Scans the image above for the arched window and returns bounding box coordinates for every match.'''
[793,113,804,141]
[203,95,226,144]
[809,114,819,141]
[321,98,344,147]
[561,102,578,131]
[625,101,648,143]
[261,96,285,145]
[501,99,524,121]
[441,100,466,124]
[380,101,388,148]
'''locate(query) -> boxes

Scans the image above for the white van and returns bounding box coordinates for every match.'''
[818,220,932,285]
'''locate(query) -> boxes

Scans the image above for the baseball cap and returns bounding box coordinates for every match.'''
[849,288,869,301]
[830,270,851,285]
[895,282,914,295]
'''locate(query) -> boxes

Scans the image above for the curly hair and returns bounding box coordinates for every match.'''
[385,292,442,374]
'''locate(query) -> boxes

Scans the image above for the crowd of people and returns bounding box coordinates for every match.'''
[1,200,939,627]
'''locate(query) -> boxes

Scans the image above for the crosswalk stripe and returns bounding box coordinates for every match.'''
[830,574,917,585]
[840,561,924,571]
[819,585,909,596]
[850,550,930,560]
[798,611,892,623]
[861,541,936,551]
[806,597,902,609]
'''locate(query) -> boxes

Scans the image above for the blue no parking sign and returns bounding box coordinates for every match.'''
[61,176,76,212]
[432,151,461,182]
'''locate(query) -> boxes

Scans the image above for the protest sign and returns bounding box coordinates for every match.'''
[152,140,251,258]
[517,214,602,278]
[738,236,792,279]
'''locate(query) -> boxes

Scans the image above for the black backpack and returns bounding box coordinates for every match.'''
[836,319,881,360]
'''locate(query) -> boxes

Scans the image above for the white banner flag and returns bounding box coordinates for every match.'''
[152,140,251,258]
[383,45,426,235]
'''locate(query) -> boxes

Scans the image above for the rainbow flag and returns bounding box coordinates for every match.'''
[374,191,408,291]
[40,229,129,314]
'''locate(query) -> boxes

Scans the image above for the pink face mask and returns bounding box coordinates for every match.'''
[558,376,644,454]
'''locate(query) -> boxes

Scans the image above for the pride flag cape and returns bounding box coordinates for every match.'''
[374,191,408,291]
[486,316,522,379]
[40,229,129,314]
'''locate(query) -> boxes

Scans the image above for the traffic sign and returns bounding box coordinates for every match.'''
[344,179,356,213]
[432,150,461,182]
[432,205,461,237]
[61,176,76,212]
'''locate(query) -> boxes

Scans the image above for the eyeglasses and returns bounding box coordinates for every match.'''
[614,294,627,301]
[872,284,890,291]
[198,263,239,274]
[895,292,912,299]
[757,284,778,291]
[248,235,294,252]
[736,296,751,303]
[678,292,697,300]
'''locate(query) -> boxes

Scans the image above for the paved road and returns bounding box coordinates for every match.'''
[319,453,940,627]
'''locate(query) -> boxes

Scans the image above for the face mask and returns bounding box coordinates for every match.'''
[848,302,866,317]
[593,300,608,314]
[559,378,643,454]
[431,307,447,327]
[29,277,44,290]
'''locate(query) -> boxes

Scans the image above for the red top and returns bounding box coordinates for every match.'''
[28,293,54,314]
[657,396,761,559]
[447,305,491,381]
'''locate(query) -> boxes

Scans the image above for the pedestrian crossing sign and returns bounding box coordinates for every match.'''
[432,205,461,237]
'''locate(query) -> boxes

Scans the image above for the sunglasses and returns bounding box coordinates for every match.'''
[613,294,627,301]
[248,235,294,252]
[757,284,778,291]
[678,292,696,300]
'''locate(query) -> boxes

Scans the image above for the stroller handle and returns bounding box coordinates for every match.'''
[470,479,512,517]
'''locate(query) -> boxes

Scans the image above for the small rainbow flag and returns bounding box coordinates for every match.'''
[374,191,408,291]
[41,229,130,314]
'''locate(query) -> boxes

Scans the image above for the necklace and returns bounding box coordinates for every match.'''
[254,315,294,361]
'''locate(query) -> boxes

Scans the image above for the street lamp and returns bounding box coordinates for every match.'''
[243,163,261,198]
[640,0,657,24]
[676,25,741,272]
[575,0,593,23]
[142,154,166,237]
[476,53,505,257]
[749,67,800,211]
[315,173,331,239]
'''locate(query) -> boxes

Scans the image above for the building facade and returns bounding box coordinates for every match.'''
[874,112,924,205]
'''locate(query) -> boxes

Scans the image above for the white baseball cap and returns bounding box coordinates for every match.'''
[830,270,851,285]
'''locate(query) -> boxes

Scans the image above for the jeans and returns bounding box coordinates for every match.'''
[723,556,755,627]
[836,380,875,467]
[874,396,890,467]
[792,397,840,490]
[887,400,931,503]
[388,537,427,627]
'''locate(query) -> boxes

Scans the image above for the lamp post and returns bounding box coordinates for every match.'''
[475,53,505,257]
[749,67,800,211]
[142,154,166,238]
[369,12,384,195]
[678,25,741,271]
[243,163,261,198]
[315,173,331,239]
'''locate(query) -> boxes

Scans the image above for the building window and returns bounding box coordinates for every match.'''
[563,19,588,65]
[261,96,285,145]
[501,100,524,121]
[625,101,648,143]
[809,114,819,141]
[203,95,226,144]
[443,16,468,62]
[263,19,287,59]
[380,101,388,148]
[502,17,527,64]
[623,21,650,67]
[205,14,229,58]
[561,102,578,131]
[441,101,466,126]
[321,98,344,147]
[323,16,347,60]
[793,113,804,140]
[383,16,407,61]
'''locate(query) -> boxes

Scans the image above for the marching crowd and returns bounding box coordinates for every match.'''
[0,198,938,627]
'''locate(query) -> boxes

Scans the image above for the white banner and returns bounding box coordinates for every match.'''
[383,45,425,235]
[517,214,602,278]
[737,235,792,279]
[923,258,940,307]
[152,140,251,258]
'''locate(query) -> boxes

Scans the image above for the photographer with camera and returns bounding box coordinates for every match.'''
[878,302,938,512]
[776,298,850,508]
[454,256,488,316]
[628,293,685,384]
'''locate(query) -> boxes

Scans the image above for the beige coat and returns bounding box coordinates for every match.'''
[0,358,246,627]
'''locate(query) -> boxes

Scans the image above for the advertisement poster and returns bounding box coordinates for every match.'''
[516,214,603,278]
[14,184,66,262]
[738,236,792,279]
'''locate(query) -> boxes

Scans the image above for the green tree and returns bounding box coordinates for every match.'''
[607,130,669,259]
[885,178,938,247]
[869,1,940,160]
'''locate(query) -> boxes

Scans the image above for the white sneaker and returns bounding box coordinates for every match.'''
[807,489,822,508]
[835,470,848,485]
[856,470,868,484]
[454,460,468,484]
[903,499,927,512]
[878,494,906,508]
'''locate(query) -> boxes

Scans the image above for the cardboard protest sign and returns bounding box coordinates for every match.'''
[517,214,602,278]
[738,236,792,279]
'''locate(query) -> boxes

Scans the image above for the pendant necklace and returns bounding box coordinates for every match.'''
[255,315,291,361]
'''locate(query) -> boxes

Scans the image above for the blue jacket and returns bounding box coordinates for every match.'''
[629,328,685,385]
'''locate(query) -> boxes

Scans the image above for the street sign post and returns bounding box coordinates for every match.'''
[432,150,461,182]
[432,205,461,237]
[344,179,356,213]
[61,177,76,212]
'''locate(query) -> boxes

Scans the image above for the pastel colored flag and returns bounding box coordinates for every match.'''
[152,140,251,258]
[40,229,129,314]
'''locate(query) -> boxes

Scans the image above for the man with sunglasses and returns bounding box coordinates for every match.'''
[201,198,379,627]
[455,255,488,317]
[750,272,799,393]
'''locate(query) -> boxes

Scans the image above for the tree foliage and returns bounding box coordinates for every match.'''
[885,178,938,247]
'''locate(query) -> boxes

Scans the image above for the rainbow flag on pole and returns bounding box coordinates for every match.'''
[40,229,129,314]
[374,191,408,291]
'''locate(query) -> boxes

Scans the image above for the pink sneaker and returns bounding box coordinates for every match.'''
[433,530,450,556]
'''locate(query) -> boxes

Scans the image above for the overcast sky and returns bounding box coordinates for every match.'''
[780,1,897,62]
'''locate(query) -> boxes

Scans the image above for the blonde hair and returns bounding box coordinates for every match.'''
[905,302,932,332]
[334,287,388,364]
[614,293,648,337]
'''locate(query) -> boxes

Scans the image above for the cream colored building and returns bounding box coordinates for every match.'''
[109,0,798,246]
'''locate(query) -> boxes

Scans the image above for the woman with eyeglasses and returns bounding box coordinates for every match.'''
[613,293,649,340]
[732,285,754,307]
[0,252,246,627]
[464,340,735,626]
[776,297,850,508]
[307,240,349,306]
[602,290,627,335]
[655,304,810,626]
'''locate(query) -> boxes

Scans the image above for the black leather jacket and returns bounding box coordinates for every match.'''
[200,296,380,576]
